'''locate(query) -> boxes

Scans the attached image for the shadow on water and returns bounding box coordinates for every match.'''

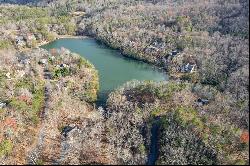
[147,118,160,165]
[96,89,112,107]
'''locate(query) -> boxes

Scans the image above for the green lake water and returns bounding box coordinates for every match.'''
[41,38,167,105]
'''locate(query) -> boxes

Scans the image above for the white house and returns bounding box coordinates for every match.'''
[0,102,6,109]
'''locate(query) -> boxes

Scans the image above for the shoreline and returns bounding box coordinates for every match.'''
[38,34,169,75]
[37,35,88,47]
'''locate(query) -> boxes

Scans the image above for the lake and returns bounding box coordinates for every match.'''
[41,38,167,106]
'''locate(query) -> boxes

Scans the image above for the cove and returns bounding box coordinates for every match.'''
[41,38,167,106]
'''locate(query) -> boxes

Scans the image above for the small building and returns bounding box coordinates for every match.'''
[16,70,26,78]
[5,72,11,79]
[61,125,76,138]
[196,98,209,106]
[25,33,36,47]
[0,102,7,109]
[20,59,30,65]
[171,50,179,56]
[60,64,69,68]
[18,55,30,65]
[56,63,69,69]
[26,33,36,41]
[34,33,43,41]
[16,36,26,47]
[181,63,197,73]
[21,59,30,65]
[145,45,159,53]
[16,36,24,42]
[39,59,48,65]
[168,50,180,58]
[71,11,85,17]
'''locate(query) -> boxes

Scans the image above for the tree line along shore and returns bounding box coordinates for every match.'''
[0,0,249,165]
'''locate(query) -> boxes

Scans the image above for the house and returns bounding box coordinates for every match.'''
[26,33,36,41]
[16,70,26,78]
[61,125,76,137]
[71,11,85,17]
[171,50,179,56]
[56,63,69,69]
[145,45,159,53]
[6,72,11,79]
[168,50,181,58]
[0,102,7,109]
[20,59,30,65]
[181,63,197,73]
[18,55,30,65]
[16,36,26,47]
[25,33,36,47]
[39,59,48,65]
[196,98,209,106]
[60,64,69,68]
[34,33,43,41]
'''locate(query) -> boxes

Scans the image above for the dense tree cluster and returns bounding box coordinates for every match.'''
[0,4,76,49]
[0,0,249,165]
[77,0,249,97]
[0,48,101,164]
[76,3,249,160]
[105,80,249,165]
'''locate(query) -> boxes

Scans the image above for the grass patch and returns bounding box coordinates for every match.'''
[15,78,34,92]
[12,80,45,125]
[139,144,146,154]
[78,57,94,69]
[0,140,13,157]
[151,108,166,117]
[32,86,45,114]
[10,98,30,112]
[0,40,12,49]
[52,67,70,78]
[35,159,45,165]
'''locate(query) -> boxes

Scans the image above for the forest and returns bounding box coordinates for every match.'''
[0,0,249,165]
